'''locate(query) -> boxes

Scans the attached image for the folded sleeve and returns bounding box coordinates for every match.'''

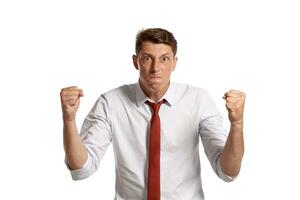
[198,91,234,182]
[65,153,93,180]
[65,94,113,180]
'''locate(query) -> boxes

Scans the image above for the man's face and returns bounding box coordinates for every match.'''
[133,42,177,91]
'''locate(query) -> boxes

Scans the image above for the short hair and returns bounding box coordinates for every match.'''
[135,28,177,56]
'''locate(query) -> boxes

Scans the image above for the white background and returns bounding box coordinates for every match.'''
[1,0,299,199]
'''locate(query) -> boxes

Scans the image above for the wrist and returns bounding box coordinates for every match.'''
[230,120,243,128]
[63,114,76,125]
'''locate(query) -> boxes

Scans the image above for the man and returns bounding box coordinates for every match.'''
[60,28,245,200]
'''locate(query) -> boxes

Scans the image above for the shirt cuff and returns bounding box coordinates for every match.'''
[65,154,92,181]
[216,156,236,182]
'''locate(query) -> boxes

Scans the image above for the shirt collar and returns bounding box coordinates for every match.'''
[135,81,175,107]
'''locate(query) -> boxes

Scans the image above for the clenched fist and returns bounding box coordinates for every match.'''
[60,86,84,122]
[223,90,246,125]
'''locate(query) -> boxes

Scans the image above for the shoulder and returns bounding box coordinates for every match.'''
[98,83,137,103]
[171,82,209,99]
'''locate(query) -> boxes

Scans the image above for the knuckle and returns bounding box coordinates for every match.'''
[60,89,66,96]
[61,89,70,96]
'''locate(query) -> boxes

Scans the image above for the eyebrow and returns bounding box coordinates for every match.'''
[160,53,170,57]
[142,52,171,57]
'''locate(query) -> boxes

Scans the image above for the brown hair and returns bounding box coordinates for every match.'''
[135,28,177,56]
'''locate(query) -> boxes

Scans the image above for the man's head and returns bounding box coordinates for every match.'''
[135,28,177,56]
[133,28,178,96]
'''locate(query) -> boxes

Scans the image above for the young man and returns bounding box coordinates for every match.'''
[60,28,245,200]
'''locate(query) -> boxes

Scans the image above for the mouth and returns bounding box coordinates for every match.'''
[149,77,161,81]
[149,75,161,78]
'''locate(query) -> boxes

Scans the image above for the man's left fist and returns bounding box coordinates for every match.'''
[223,90,246,125]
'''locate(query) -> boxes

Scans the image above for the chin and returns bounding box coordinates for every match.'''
[141,77,167,90]
[148,81,165,90]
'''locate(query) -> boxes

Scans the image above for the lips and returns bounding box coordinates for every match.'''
[149,75,161,78]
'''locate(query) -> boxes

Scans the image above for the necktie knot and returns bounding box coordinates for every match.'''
[146,100,164,114]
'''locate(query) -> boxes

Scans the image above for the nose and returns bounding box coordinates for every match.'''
[151,58,161,73]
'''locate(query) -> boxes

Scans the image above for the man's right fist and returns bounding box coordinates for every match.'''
[60,86,84,122]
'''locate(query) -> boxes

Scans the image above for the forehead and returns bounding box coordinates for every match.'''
[139,42,173,55]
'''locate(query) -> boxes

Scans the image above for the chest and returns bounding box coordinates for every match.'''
[111,102,200,152]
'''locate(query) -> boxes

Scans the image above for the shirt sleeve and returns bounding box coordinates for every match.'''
[198,91,235,182]
[65,152,92,180]
[65,94,113,180]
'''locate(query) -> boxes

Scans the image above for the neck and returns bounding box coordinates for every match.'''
[139,79,170,102]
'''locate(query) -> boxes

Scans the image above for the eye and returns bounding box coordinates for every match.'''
[143,55,151,62]
[161,56,170,62]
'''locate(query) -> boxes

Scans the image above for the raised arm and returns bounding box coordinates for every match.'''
[60,86,87,170]
[220,90,246,178]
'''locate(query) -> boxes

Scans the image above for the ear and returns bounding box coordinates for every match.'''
[132,55,139,70]
[172,56,178,72]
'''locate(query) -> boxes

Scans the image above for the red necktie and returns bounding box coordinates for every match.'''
[146,100,164,200]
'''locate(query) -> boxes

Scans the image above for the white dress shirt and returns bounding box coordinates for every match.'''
[66,82,234,200]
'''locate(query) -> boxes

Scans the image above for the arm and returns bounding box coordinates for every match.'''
[220,90,246,177]
[60,86,87,170]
